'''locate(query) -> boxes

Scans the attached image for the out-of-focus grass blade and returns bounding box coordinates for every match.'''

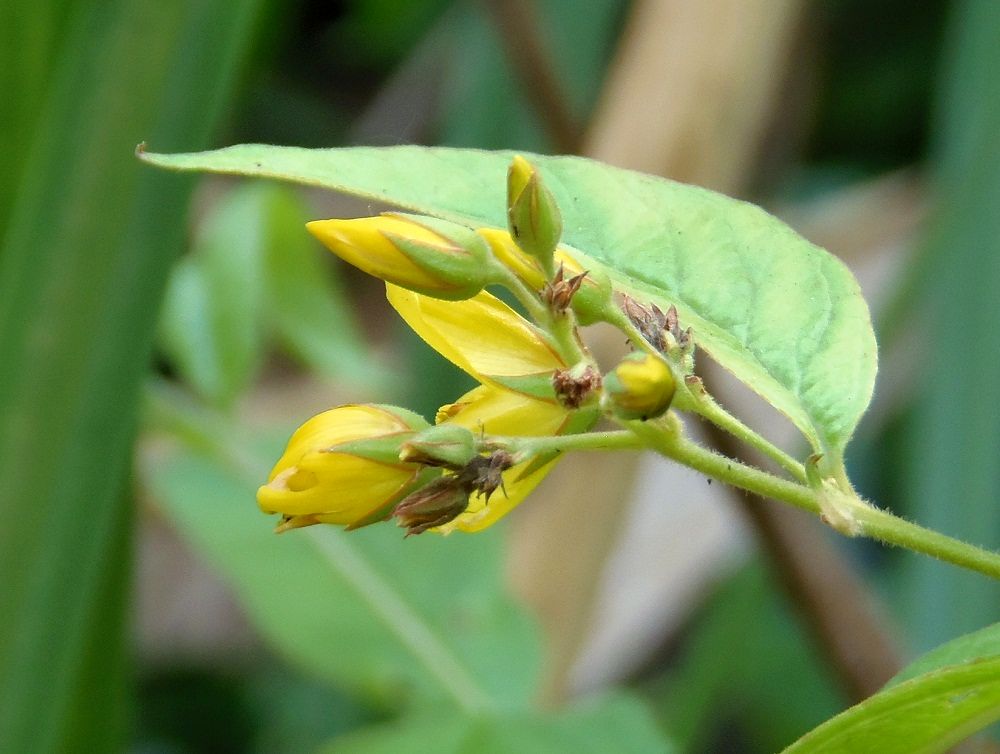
[0,1,265,752]
[0,2,70,235]
[900,0,1000,649]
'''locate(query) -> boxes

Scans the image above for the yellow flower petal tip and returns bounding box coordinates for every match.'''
[307,214,490,300]
[257,404,434,531]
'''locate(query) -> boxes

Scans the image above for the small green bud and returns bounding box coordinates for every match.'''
[399,424,478,469]
[507,155,562,273]
[602,352,676,421]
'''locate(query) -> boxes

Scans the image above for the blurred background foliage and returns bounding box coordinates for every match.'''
[2,0,999,752]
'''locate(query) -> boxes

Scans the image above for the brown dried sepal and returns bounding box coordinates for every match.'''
[621,295,691,353]
[393,477,470,536]
[552,365,602,409]
[393,449,515,535]
[542,263,588,314]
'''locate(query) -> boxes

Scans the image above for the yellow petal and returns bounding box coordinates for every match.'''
[477,228,584,290]
[386,285,564,381]
[268,404,412,482]
[257,453,417,518]
[439,384,570,437]
[257,404,425,527]
[307,216,451,292]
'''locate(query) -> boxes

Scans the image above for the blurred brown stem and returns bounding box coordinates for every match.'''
[482,0,581,153]
[699,404,904,700]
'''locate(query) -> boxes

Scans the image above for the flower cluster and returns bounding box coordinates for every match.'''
[257,156,676,535]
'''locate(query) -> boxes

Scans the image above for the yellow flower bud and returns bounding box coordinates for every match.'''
[507,155,562,270]
[602,352,676,421]
[306,213,490,300]
[257,404,433,531]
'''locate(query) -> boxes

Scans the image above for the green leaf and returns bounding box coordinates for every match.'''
[321,693,675,754]
[144,439,540,709]
[138,145,877,458]
[0,1,265,752]
[782,657,1000,754]
[889,622,1000,688]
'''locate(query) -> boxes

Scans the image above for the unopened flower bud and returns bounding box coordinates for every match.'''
[393,477,470,536]
[257,404,435,532]
[307,213,490,300]
[507,155,562,273]
[602,353,676,421]
[399,424,478,469]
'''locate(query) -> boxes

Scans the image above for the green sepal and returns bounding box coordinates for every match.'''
[569,265,613,326]
[384,213,493,300]
[330,432,421,464]
[371,403,432,431]
[488,372,557,401]
[400,424,478,468]
[507,157,562,272]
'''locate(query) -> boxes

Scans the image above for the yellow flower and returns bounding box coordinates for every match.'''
[387,285,595,532]
[603,352,676,421]
[257,404,433,532]
[306,213,491,300]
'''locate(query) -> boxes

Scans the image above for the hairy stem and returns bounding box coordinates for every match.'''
[602,304,804,481]
[629,417,1000,582]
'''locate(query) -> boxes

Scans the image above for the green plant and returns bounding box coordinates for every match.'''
[140,143,1000,751]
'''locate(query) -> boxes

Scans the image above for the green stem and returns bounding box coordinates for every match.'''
[683,388,806,483]
[603,303,804,481]
[489,260,586,364]
[489,261,549,326]
[496,429,643,456]
[630,417,1000,582]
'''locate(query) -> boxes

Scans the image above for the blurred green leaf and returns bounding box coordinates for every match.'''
[0,0,265,751]
[889,622,1000,687]
[648,564,843,752]
[144,435,540,710]
[783,657,1000,753]
[161,184,268,408]
[321,692,674,754]
[261,186,385,389]
[160,182,382,405]
[899,0,1000,649]
[139,145,877,459]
